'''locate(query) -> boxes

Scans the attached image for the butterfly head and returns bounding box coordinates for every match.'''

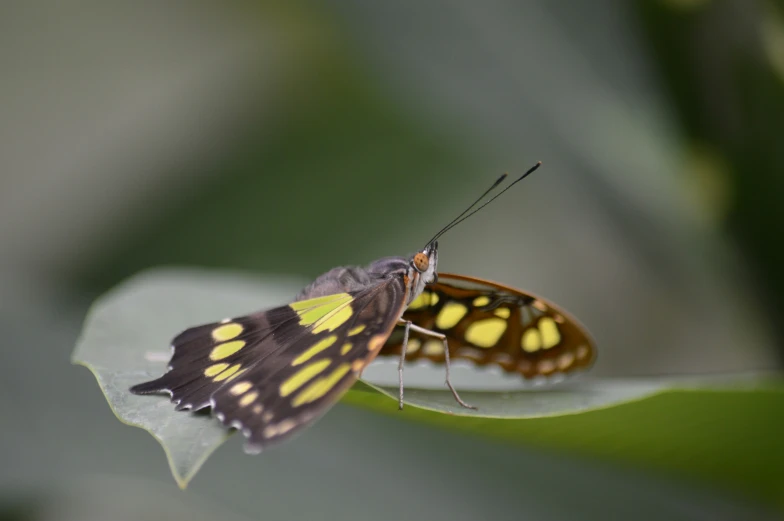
[407,240,439,303]
[412,240,438,281]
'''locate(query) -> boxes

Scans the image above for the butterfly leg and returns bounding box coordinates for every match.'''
[398,320,477,410]
[397,319,411,410]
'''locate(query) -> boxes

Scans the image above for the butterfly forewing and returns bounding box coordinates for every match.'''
[131,277,408,450]
[380,273,596,379]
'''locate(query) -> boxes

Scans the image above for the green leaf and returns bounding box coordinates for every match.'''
[73,268,784,507]
[72,268,307,488]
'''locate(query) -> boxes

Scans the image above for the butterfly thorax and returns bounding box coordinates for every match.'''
[294,264,400,301]
[295,249,438,309]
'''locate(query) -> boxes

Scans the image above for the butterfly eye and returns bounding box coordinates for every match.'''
[412,253,429,272]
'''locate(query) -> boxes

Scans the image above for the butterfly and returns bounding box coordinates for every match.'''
[130,162,596,453]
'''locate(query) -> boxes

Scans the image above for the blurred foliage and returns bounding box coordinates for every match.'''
[0,499,38,521]
[637,0,784,359]
[355,385,784,509]
[75,38,482,293]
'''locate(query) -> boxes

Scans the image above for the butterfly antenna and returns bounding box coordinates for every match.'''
[424,171,509,246]
[430,161,542,243]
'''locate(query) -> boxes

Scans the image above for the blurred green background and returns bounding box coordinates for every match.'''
[2,1,783,519]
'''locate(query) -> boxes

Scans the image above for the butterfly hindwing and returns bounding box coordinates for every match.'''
[131,276,408,450]
[380,273,596,378]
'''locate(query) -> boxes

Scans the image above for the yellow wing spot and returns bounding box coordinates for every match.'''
[490,352,513,365]
[211,323,243,342]
[351,359,365,372]
[408,292,430,310]
[465,318,507,348]
[538,359,556,375]
[290,293,352,326]
[280,359,331,397]
[422,340,444,355]
[292,363,352,407]
[457,346,484,362]
[522,329,542,352]
[538,317,561,349]
[204,363,229,377]
[367,334,387,352]
[239,391,259,407]
[348,324,366,336]
[576,345,591,361]
[494,307,511,319]
[430,293,440,306]
[312,305,353,334]
[230,381,252,396]
[290,293,351,312]
[214,363,242,381]
[263,419,298,439]
[225,368,246,382]
[532,300,548,312]
[557,352,575,371]
[406,338,421,354]
[435,302,468,330]
[292,335,338,366]
[252,404,263,414]
[472,296,491,307]
[340,342,353,355]
[209,340,246,361]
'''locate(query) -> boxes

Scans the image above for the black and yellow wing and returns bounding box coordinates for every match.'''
[380,273,596,378]
[131,276,407,451]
